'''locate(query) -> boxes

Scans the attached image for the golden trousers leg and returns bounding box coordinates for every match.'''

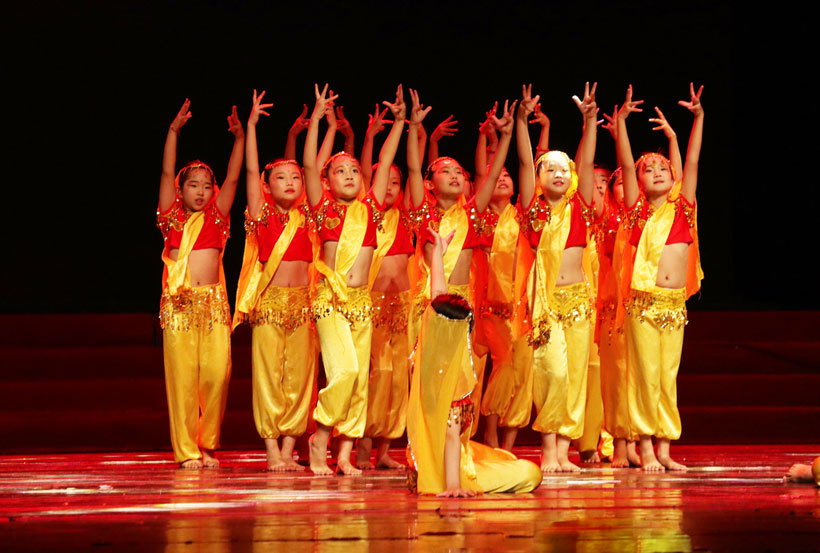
[531,283,591,440]
[161,286,231,464]
[577,338,605,452]
[252,321,317,439]
[470,442,543,493]
[481,314,533,429]
[599,314,631,439]
[626,288,686,440]
[312,285,373,439]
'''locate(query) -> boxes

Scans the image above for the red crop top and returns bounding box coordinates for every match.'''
[415,194,487,249]
[626,194,695,247]
[384,205,416,257]
[157,197,229,251]
[519,194,591,250]
[247,201,313,263]
[310,190,381,248]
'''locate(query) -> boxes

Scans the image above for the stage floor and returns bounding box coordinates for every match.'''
[1,445,818,553]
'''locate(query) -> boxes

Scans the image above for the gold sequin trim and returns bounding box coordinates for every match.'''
[447,399,474,430]
[159,285,231,332]
[311,281,374,323]
[676,197,696,228]
[365,197,385,232]
[371,290,411,333]
[250,285,311,332]
[528,318,551,348]
[479,301,514,320]
[550,282,593,329]
[520,199,551,233]
[625,288,687,331]
[157,199,230,241]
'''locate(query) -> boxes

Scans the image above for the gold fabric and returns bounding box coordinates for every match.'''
[407,307,541,495]
[368,207,401,288]
[626,286,686,440]
[250,285,317,439]
[162,284,231,463]
[532,282,592,440]
[365,290,411,439]
[577,338,605,452]
[162,211,205,296]
[312,281,373,438]
[599,313,631,439]
[479,321,533,429]
[314,199,369,303]
[233,201,306,329]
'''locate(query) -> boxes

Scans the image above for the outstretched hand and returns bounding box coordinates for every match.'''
[572,81,599,121]
[249,90,274,127]
[430,228,456,257]
[409,88,433,125]
[678,82,704,117]
[383,84,406,122]
[227,105,243,138]
[518,84,541,121]
[479,102,498,137]
[649,106,676,139]
[312,83,339,121]
[602,104,619,140]
[367,104,392,136]
[288,104,309,136]
[490,99,518,135]
[618,85,644,120]
[529,102,549,127]
[336,105,353,134]
[170,98,192,133]
[436,488,476,498]
[431,114,458,141]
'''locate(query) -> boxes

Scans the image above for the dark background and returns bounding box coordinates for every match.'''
[3,1,814,313]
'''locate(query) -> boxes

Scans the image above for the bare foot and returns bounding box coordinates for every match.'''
[376,454,405,469]
[336,459,362,476]
[358,460,376,470]
[559,459,582,472]
[437,488,475,498]
[785,464,814,483]
[267,460,289,472]
[356,437,373,469]
[540,460,561,473]
[309,434,333,476]
[201,448,219,468]
[180,459,203,469]
[658,456,687,471]
[579,450,601,464]
[627,442,642,467]
[642,459,665,472]
[282,459,304,472]
[611,439,629,468]
[639,437,663,472]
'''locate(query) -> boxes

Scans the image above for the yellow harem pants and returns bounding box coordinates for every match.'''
[160,284,232,464]
[250,285,317,440]
[312,281,373,439]
[599,310,631,440]
[626,287,686,440]
[479,310,533,429]
[532,282,592,440]
[576,338,614,455]
[365,290,411,439]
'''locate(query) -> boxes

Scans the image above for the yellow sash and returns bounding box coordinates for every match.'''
[233,207,304,329]
[368,206,401,288]
[418,196,469,300]
[162,211,205,296]
[314,199,368,302]
[487,204,519,305]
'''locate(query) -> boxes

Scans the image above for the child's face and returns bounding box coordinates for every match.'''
[384,166,402,208]
[537,154,572,198]
[180,168,214,212]
[265,163,303,207]
[491,168,514,201]
[594,168,610,199]
[612,175,625,205]
[325,155,362,202]
[638,155,673,195]
[429,158,465,200]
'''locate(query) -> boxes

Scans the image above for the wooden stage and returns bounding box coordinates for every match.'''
[1,445,818,553]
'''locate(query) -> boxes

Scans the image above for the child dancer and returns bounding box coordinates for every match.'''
[233,90,318,472]
[516,83,598,473]
[615,84,704,471]
[406,228,542,496]
[157,99,244,468]
[305,84,406,476]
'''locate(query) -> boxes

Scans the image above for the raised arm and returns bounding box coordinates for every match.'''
[160,99,192,211]
[428,115,458,166]
[531,103,550,157]
[335,106,355,154]
[245,90,274,218]
[215,105,245,215]
[316,97,338,171]
[648,106,683,181]
[572,82,598,206]
[370,85,406,205]
[598,104,620,217]
[616,85,644,209]
[474,99,517,212]
[362,104,390,189]
[429,229,456,299]
[284,104,309,162]
[407,88,433,209]
[678,83,704,204]
[474,103,497,185]
[304,84,339,207]
[516,84,540,209]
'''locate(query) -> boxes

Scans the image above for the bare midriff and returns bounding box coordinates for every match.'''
[168,248,220,286]
[267,259,311,287]
[656,243,689,289]
[322,242,375,288]
[372,253,411,293]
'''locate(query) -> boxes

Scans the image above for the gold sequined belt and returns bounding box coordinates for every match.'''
[479,300,514,320]
[371,289,411,333]
[250,285,311,332]
[626,287,687,331]
[311,280,374,323]
[550,282,593,328]
[160,284,231,332]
